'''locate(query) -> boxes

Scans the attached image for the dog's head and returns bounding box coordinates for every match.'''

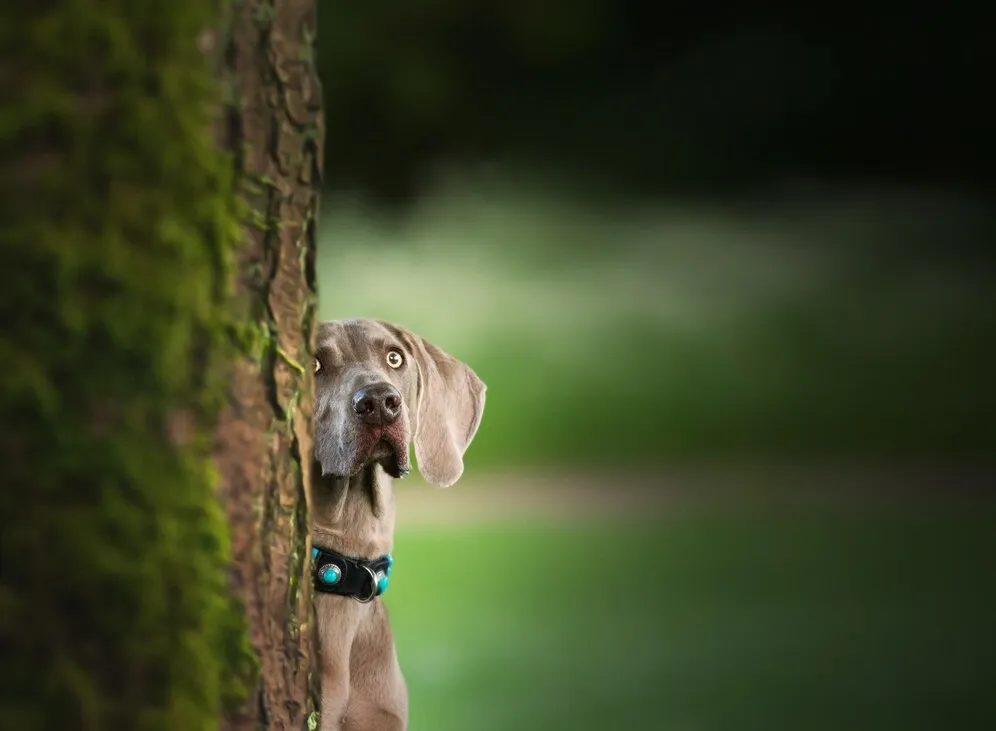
[314,318,486,488]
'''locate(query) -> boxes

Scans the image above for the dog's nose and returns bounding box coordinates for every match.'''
[352,383,402,426]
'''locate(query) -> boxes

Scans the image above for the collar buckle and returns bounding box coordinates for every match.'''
[355,565,379,603]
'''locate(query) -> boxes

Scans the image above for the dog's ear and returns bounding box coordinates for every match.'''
[403,330,486,488]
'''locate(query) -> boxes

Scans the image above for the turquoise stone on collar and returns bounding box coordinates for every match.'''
[375,554,393,595]
[319,563,341,585]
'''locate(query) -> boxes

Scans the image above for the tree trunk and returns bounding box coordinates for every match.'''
[1,0,321,729]
[214,0,323,729]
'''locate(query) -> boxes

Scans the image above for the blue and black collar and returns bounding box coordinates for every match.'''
[311,545,393,603]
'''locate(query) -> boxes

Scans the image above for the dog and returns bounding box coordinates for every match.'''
[310,318,486,730]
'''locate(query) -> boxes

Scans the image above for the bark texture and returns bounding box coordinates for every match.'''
[0,1,253,730]
[1,0,321,729]
[215,1,323,729]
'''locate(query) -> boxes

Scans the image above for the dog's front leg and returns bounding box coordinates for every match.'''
[316,606,355,731]
[318,659,350,731]
[343,604,408,730]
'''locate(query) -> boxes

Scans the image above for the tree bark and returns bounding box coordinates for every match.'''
[1,0,321,729]
[1,2,254,730]
[214,1,323,729]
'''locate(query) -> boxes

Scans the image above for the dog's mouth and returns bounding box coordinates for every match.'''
[316,420,412,481]
[359,424,411,479]
[368,432,410,478]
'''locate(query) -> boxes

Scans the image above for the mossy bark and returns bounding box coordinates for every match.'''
[0,1,250,730]
[214,1,323,729]
[0,1,320,730]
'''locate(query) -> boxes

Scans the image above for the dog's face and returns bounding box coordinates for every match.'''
[314,318,486,488]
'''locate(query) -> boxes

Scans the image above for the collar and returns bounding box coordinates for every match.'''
[311,545,393,602]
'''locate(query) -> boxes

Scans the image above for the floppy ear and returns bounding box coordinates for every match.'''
[406,332,486,488]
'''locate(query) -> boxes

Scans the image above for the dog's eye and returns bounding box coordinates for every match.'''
[386,349,404,369]
[314,358,322,374]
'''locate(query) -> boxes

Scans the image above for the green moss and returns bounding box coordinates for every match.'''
[233,319,276,369]
[0,1,254,729]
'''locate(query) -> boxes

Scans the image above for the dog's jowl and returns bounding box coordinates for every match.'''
[310,318,486,731]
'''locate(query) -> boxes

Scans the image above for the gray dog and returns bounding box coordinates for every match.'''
[310,318,486,730]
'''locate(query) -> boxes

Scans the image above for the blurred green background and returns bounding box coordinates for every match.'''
[320,179,996,470]
[315,4,995,729]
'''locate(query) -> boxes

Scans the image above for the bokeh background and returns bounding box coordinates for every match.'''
[315,4,995,730]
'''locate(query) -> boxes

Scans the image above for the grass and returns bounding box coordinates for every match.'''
[385,492,996,731]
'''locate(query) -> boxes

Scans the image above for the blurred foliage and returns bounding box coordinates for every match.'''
[317,2,996,205]
[314,12,995,731]
[318,180,996,469]
[314,2,995,467]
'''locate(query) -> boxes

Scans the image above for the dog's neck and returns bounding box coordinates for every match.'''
[310,462,397,560]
